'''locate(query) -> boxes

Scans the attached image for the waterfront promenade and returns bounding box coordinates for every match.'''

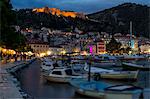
[0,59,35,99]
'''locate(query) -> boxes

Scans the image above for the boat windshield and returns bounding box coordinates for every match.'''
[52,71,62,75]
[65,69,73,75]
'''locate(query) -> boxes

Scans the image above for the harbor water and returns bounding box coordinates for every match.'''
[15,59,150,98]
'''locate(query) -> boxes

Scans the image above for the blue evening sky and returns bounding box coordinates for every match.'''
[11,0,149,13]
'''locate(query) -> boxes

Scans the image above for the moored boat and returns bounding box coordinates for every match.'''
[122,62,150,71]
[104,85,142,99]
[84,63,139,80]
[42,68,87,83]
[93,71,139,80]
[41,61,54,71]
[92,54,121,68]
[70,79,142,99]
[119,55,146,61]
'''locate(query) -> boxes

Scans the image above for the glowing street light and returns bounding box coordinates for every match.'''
[47,51,52,55]
[60,50,66,55]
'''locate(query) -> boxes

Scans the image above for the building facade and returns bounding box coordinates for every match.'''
[28,39,49,56]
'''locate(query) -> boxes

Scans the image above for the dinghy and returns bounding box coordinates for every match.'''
[70,79,142,99]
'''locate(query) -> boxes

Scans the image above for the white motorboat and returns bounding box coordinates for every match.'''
[89,54,121,68]
[71,62,85,71]
[41,61,54,71]
[43,68,87,83]
[84,63,114,73]
[84,63,139,80]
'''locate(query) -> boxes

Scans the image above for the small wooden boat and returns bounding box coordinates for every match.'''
[41,61,54,71]
[122,62,150,71]
[70,79,142,99]
[84,63,139,80]
[43,68,87,83]
[93,71,139,80]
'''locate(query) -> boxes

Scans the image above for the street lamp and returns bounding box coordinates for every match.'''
[47,51,52,55]
[88,45,93,82]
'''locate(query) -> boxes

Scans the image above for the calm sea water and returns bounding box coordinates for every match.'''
[16,59,150,98]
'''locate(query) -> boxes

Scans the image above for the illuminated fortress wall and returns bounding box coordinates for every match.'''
[32,7,85,18]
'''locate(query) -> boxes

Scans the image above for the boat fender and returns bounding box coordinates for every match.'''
[94,73,101,81]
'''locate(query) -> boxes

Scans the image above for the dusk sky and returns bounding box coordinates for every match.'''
[11,0,149,13]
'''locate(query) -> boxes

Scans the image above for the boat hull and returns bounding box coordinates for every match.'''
[92,62,116,68]
[43,75,70,83]
[75,88,104,98]
[105,91,141,99]
[75,85,141,99]
[70,79,142,99]
[122,63,149,71]
[43,74,86,83]
[100,71,138,80]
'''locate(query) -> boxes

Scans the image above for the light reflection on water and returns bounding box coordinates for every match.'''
[16,59,150,98]
[17,60,89,98]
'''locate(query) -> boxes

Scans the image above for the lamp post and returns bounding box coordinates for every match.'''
[88,45,93,82]
[88,59,91,82]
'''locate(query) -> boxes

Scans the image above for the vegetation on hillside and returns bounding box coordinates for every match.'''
[0,0,26,51]
[88,3,150,38]
[106,37,122,53]
[14,3,149,38]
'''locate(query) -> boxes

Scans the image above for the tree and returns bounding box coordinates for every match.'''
[106,37,122,53]
[33,33,40,39]
[0,0,26,50]
[125,47,131,53]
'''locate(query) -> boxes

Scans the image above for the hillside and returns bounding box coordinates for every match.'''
[14,3,150,38]
[88,3,150,38]
[14,9,100,31]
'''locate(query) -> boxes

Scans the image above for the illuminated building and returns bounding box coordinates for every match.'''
[95,39,106,54]
[49,46,64,55]
[28,39,49,56]
[140,43,150,54]
[114,34,138,49]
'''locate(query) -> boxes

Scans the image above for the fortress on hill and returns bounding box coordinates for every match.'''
[32,7,86,19]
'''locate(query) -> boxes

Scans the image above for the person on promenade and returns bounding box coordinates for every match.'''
[14,54,17,62]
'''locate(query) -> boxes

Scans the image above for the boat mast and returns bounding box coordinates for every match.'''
[130,21,133,48]
[130,21,132,41]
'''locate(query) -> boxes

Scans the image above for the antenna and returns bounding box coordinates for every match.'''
[130,21,132,41]
[130,21,135,49]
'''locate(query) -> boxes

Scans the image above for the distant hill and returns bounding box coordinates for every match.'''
[14,3,150,38]
[14,8,100,31]
[88,3,150,38]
